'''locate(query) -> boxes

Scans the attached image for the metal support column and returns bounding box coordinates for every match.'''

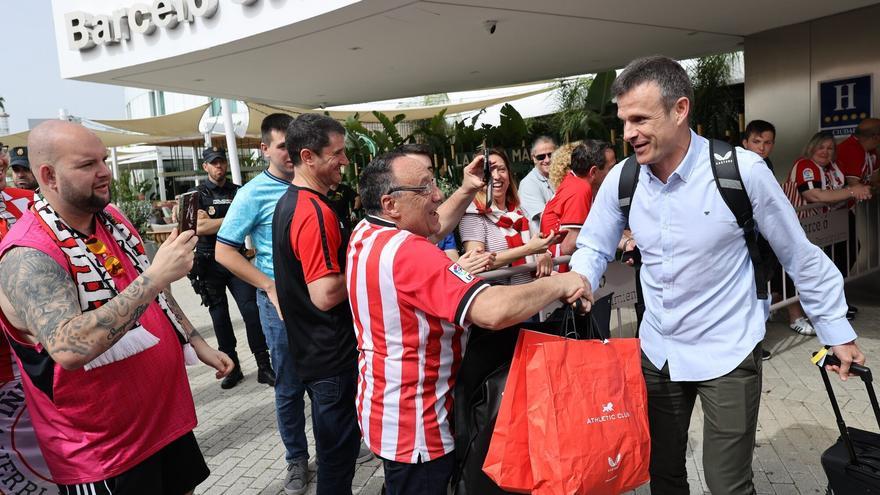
[220,99,242,185]
[156,150,167,201]
[110,147,119,180]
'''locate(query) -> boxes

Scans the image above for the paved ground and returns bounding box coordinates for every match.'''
[179,275,880,495]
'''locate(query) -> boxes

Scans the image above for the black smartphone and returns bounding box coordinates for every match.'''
[177,191,200,234]
[483,146,493,208]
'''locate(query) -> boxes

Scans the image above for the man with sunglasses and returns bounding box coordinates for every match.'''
[0,120,233,495]
[188,147,272,390]
[518,135,558,233]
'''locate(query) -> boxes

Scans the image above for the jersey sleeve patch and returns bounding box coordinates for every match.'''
[448,263,474,283]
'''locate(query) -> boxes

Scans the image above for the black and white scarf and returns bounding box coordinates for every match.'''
[32,194,197,370]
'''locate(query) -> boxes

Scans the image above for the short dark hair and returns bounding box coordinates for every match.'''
[612,55,694,112]
[261,113,293,146]
[285,113,346,165]
[360,151,406,216]
[570,140,609,176]
[743,120,776,140]
[395,143,432,163]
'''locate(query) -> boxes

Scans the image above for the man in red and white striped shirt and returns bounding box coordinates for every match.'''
[347,151,591,494]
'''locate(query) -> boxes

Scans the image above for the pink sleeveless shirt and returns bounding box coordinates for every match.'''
[0,209,198,484]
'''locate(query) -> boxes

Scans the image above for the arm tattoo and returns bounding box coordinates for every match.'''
[0,247,160,364]
[162,289,201,339]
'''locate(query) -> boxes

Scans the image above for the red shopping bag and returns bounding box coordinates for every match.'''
[525,337,650,495]
[482,330,566,493]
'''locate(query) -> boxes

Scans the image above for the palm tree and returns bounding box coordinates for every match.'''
[0,96,5,113]
[689,53,739,140]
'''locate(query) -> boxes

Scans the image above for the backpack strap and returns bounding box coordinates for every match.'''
[617,155,645,332]
[618,154,640,226]
[709,139,770,299]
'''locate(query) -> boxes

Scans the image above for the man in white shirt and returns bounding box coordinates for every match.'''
[518,136,557,233]
[570,56,865,495]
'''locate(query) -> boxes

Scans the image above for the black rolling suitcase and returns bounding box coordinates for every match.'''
[814,352,880,494]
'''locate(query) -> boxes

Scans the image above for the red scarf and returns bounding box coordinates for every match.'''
[466,200,534,267]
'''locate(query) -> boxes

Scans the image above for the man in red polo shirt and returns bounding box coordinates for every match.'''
[838,118,880,188]
[348,151,590,495]
[542,140,617,256]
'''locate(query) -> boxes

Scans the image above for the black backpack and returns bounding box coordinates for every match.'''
[617,139,777,300]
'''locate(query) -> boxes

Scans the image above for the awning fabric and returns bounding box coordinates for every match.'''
[244,85,553,137]
[0,129,163,148]
[93,103,211,137]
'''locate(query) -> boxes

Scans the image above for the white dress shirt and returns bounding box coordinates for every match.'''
[571,131,857,381]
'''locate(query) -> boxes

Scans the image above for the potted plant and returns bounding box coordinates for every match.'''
[110,171,159,259]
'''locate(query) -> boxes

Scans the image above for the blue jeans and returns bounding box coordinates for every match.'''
[306,369,360,495]
[256,290,309,463]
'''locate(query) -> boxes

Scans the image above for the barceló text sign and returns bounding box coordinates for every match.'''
[65,0,257,51]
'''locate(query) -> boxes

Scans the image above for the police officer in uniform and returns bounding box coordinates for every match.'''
[9,147,38,190]
[189,147,275,389]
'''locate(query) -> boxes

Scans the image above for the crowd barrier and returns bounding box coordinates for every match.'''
[477,198,880,335]
[772,199,880,312]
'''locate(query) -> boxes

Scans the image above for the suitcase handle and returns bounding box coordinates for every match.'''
[818,352,872,381]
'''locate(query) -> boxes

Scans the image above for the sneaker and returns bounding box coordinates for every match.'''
[790,317,816,336]
[847,305,858,321]
[284,458,308,495]
[761,349,772,360]
[357,441,374,464]
[220,366,244,389]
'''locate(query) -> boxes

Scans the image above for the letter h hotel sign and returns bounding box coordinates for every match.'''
[819,75,872,137]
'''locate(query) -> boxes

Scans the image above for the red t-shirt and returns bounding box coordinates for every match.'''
[836,134,877,183]
[347,216,489,463]
[540,173,593,236]
[289,194,344,284]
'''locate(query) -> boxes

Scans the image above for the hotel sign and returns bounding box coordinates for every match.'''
[65,0,257,50]
[819,75,873,137]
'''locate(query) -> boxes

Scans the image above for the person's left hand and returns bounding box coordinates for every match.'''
[461,154,486,194]
[457,249,495,275]
[534,252,553,278]
[827,341,866,381]
[194,341,234,379]
[197,209,209,220]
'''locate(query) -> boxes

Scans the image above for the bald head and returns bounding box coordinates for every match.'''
[29,120,99,170]
[28,120,105,189]
[27,120,111,214]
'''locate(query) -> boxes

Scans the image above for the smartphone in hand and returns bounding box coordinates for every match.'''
[177,191,200,234]
[483,146,493,208]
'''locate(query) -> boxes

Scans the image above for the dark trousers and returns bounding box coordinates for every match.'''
[642,344,763,495]
[382,453,455,495]
[201,258,267,365]
[305,369,360,495]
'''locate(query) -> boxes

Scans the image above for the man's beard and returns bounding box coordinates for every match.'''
[59,185,111,213]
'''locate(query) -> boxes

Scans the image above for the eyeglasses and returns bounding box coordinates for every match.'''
[84,238,125,276]
[533,153,552,161]
[387,178,437,197]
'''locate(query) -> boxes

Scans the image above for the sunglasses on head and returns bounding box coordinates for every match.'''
[84,238,125,276]
[533,153,552,161]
